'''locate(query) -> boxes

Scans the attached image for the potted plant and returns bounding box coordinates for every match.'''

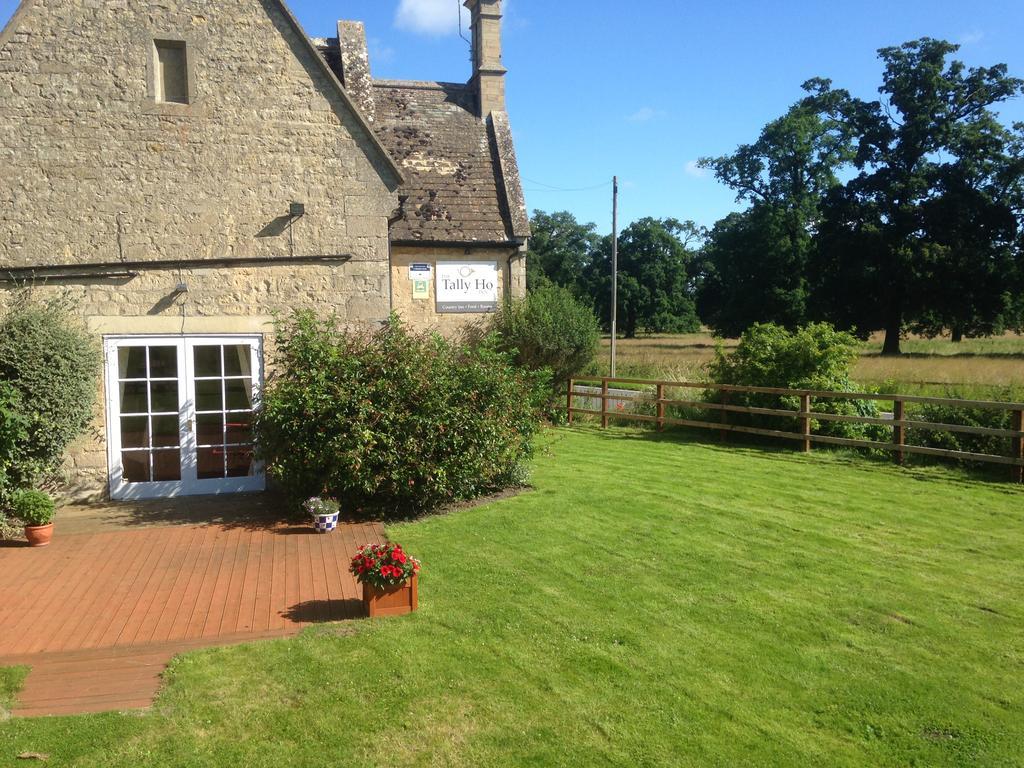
[349,542,421,618]
[13,489,56,547]
[304,496,340,533]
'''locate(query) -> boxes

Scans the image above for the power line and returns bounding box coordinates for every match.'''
[521,177,614,193]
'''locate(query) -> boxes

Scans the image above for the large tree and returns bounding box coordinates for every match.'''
[805,39,1024,354]
[695,206,809,337]
[525,210,601,297]
[590,218,702,338]
[696,105,850,335]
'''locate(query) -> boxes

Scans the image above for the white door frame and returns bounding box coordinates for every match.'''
[104,334,266,500]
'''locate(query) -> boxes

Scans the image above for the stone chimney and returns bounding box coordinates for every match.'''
[337,21,375,119]
[464,0,506,118]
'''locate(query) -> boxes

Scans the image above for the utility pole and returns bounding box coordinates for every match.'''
[610,176,619,377]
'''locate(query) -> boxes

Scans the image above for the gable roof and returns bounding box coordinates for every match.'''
[0,0,405,188]
[314,40,531,246]
[373,80,518,244]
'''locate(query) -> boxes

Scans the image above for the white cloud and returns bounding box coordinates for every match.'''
[395,0,459,36]
[684,160,709,179]
[369,37,396,64]
[627,107,661,123]
[959,30,984,46]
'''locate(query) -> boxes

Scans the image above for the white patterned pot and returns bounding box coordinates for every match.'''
[313,512,339,533]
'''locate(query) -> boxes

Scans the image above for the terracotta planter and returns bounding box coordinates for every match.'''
[362,574,418,618]
[24,523,54,547]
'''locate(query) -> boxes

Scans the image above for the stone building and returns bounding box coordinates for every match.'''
[0,0,529,501]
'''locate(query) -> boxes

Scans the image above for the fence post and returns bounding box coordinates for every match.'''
[601,378,609,429]
[1012,409,1023,484]
[800,393,811,453]
[719,390,729,443]
[567,379,574,425]
[657,384,665,432]
[893,399,906,466]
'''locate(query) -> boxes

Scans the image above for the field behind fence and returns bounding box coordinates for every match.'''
[596,332,1024,398]
[569,377,1024,483]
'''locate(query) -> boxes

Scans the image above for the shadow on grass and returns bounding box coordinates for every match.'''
[566,423,1024,496]
[860,351,1024,360]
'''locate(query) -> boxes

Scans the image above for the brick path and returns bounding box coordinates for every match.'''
[0,517,383,716]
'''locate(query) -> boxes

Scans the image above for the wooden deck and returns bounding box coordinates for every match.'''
[0,517,383,717]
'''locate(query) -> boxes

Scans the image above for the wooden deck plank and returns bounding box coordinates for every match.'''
[282,531,300,628]
[247,529,275,634]
[130,525,205,647]
[233,528,263,634]
[8,532,116,655]
[166,524,221,641]
[148,524,210,644]
[89,528,178,650]
[1,517,382,717]
[200,526,243,639]
[103,525,190,649]
[0,534,91,629]
[184,526,233,639]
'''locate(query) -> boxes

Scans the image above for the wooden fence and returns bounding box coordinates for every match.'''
[568,377,1024,483]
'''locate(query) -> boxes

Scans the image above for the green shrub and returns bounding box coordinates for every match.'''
[0,384,29,538]
[488,284,600,391]
[0,293,100,495]
[707,322,884,440]
[907,393,1019,462]
[256,313,542,514]
[11,489,55,527]
[0,383,28,495]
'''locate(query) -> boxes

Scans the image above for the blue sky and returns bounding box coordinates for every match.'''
[3,0,1024,233]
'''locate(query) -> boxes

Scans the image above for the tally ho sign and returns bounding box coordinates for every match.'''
[436,262,500,313]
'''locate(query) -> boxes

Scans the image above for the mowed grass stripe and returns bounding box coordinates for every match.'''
[1,426,1022,766]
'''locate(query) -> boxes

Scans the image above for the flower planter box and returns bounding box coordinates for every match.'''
[362,574,418,618]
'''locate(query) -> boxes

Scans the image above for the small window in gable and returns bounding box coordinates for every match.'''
[154,40,189,104]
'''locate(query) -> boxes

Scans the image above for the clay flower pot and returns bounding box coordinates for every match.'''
[24,523,54,547]
[362,574,418,618]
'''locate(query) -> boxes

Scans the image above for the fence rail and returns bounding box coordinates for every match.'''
[568,377,1024,483]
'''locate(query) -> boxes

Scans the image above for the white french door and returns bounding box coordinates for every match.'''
[104,335,265,500]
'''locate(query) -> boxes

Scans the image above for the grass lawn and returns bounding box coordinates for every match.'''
[2,426,1023,766]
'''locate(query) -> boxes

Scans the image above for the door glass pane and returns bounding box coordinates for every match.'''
[118,347,147,380]
[195,380,223,411]
[225,413,252,445]
[150,381,179,413]
[197,447,223,479]
[225,379,253,410]
[120,381,148,414]
[196,413,223,446]
[225,447,254,478]
[151,415,180,448]
[120,417,149,450]
[223,345,252,377]
[122,451,150,483]
[148,346,178,379]
[194,346,222,377]
[152,450,182,481]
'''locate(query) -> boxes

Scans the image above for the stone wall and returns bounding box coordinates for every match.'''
[390,245,526,336]
[0,0,399,269]
[1,259,392,501]
[0,0,403,500]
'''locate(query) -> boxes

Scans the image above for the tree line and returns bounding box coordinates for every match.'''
[527,39,1024,355]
